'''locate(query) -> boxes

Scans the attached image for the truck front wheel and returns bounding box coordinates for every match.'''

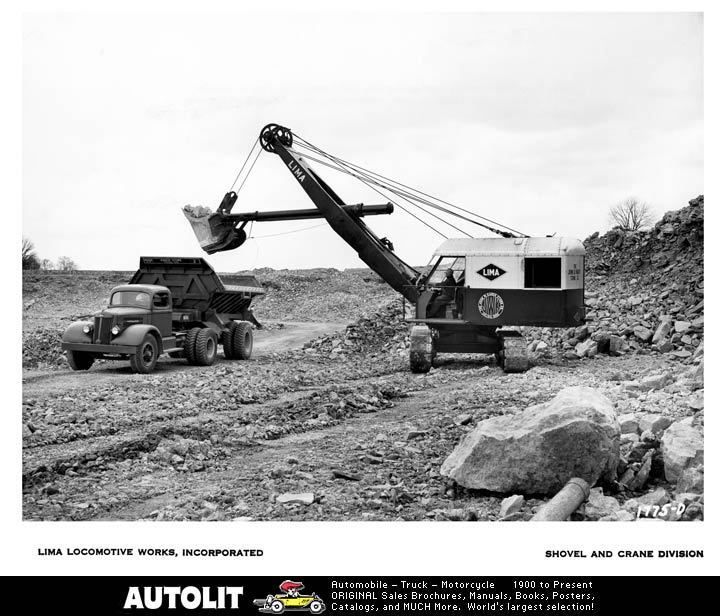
[194,328,217,366]
[67,350,94,371]
[129,334,159,374]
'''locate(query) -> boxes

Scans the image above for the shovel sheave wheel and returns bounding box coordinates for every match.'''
[194,328,217,366]
[184,327,201,365]
[129,334,159,374]
[66,350,94,371]
[260,123,293,152]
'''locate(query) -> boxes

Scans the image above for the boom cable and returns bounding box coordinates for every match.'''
[295,150,467,238]
[227,129,529,242]
[293,133,528,238]
[298,143,450,239]
[294,138,514,237]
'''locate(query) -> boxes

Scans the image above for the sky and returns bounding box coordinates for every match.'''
[22,11,703,272]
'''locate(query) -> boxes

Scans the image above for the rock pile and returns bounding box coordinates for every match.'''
[249,268,392,323]
[440,387,620,494]
[528,195,704,363]
[300,302,409,359]
[23,324,67,368]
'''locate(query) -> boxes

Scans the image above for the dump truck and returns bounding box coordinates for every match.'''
[61,257,264,373]
[184,123,586,373]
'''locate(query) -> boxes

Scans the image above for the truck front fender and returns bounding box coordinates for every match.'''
[62,321,94,343]
[113,324,162,348]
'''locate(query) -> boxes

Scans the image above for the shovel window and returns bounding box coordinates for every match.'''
[524,258,561,289]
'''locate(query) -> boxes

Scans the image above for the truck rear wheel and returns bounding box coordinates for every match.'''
[222,322,239,358]
[67,350,94,371]
[184,327,201,364]
[232,321,253,360]
[129,334,159,374]
[194,328,217,366]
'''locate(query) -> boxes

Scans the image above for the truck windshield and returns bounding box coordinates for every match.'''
[110,291,151,308]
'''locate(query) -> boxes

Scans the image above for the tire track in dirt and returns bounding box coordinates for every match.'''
[22,322,349,487]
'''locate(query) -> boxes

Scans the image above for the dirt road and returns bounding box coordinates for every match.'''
[23,338,690,521]
[22,321,346,398]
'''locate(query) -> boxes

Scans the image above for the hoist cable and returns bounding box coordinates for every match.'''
[235,144,262,195]
[229,137,260,191]
[226,136,445,242]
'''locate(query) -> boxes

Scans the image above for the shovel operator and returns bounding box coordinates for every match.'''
[430,268,460,318]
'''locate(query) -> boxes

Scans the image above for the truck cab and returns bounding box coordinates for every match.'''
[61,283,180,373]
[102,284,173,337]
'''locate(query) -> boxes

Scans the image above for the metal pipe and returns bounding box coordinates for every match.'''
[225,203,394,223]
[530,478,591,521]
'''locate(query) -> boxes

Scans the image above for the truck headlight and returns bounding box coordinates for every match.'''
[82,324,92,334]
[111,325,121,336]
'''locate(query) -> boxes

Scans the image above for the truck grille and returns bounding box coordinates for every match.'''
[94,316,113,344]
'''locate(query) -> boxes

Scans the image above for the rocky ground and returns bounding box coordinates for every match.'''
[21,268,390,369]
[21,196,704,522]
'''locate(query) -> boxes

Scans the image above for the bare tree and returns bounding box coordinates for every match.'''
[22,237,40,270]
[609,198,653,232]
[40,258,55,270]
[57,256,78,272]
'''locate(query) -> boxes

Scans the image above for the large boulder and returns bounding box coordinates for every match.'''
[660,418,704,483]
[440,387,620,494]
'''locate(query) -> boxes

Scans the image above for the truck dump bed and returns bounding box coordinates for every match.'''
[129,256,265,318]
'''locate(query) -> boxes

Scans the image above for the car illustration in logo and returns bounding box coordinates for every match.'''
[253,580,325,614]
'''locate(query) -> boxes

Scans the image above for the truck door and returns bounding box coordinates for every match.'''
[151,292,173,336]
